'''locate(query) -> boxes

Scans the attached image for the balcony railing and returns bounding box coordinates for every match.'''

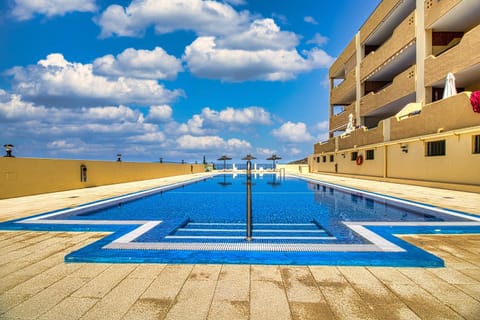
[314,138,335,154]
[337,123,385,151]
[390,92,479,140]
[360,11,416,81]
[425,23,480,87]
[329,38,356,79]
[330,69,356,105]
[360,0,404,44]
[360,65,416,117]
[424,0,462,29]
[330,102,356,133]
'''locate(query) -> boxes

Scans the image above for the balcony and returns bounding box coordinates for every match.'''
[390,92,480,141]
[314,138,335,154]
[425,0,463,29]
[337,122,385,151]
[330,102,355,133]
[329,38,356,80]
[425,23,480,87]
[330,69,356,105]
[360,11,416,81]
[360,0,410,44]
[360,65,416,117]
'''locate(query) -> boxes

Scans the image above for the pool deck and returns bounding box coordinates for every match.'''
[1,172,479,319]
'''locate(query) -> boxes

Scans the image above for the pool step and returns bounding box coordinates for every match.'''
[165,222,336,242]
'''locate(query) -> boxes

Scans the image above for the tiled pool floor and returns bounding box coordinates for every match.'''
[1,173,480,319]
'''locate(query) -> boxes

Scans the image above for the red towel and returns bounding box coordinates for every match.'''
[471,91,480,113]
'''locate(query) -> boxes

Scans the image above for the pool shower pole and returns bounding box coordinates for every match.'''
[242,154,256,241]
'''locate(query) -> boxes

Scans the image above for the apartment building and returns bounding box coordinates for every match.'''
[310,0,480,192]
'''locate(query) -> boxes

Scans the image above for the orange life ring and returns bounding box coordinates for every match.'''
[356,155,363,165]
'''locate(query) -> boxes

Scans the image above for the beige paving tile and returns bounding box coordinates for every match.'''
[400,268,480,319]
[250,279,291,320]
[386,282,464,319]
[79,276,153,320]
[37,297,98,320]
[188,264,222,281]
[208,279,249,320]
[280,266,333,320]
[127,264,166,279]
[122,264,194,319]
[339,266,406,306]
[163,274,218,320]
[2,276,88,319]
[250,265,282,282]
[0,251,65,294]
[140,264,193,299]
[208,265,250,320]
[218,264,250,282]
[71,264,135,299]
[309,266,379,320]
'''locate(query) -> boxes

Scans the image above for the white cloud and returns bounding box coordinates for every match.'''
[176,134,251,151]
[146,105,173,122]
[316,120,329,131]
[93,47,183,80]
[178,115,207,135]
[97,0,250,38]
[216,19,299,51]
[11,0,96,20]
[0,92,48,121]
[127,132,166,143]
[307,33,329,46]
[256,147,277,157]
[201,106,272,126]
[7,53,183,107]
[82,105,140,122]
[271,121,313,143]
[184,37,334,81]
[304,16,318,25]
[284,147,302,156]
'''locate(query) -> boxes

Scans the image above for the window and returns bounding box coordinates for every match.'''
[322,156,327,163]
[474,135,480,154]
[330,155,334,162]
[316,157,320,163]
[366,149,374,160]
[351,151,358,161]
[426,140,446,156]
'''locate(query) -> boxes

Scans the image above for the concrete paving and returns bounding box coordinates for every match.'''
[0,172,479,319]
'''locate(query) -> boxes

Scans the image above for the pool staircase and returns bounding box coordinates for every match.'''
[164,221,336,243]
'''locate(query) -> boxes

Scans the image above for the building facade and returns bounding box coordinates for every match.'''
[310,0,480,192]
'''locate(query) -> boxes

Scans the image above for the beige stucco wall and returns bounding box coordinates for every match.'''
[310,128,480,191]
[0,158,205,199]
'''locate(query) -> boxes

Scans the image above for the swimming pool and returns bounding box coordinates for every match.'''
[2,173,479,266]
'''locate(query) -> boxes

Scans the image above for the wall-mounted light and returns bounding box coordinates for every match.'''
[400,144,408,153]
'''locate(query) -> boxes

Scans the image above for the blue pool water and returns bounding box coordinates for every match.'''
[2,173,479,266]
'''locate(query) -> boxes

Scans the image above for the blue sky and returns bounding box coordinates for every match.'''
[0,0,379,163]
